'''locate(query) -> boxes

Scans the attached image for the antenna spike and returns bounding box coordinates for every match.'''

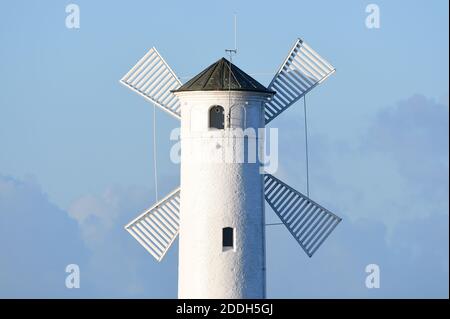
[234,13,237,52]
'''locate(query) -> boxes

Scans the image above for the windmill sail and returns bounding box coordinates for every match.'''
[265,39,335,124]
[125,187,180,261]
[120,47,182,119]
[264,174,341,257]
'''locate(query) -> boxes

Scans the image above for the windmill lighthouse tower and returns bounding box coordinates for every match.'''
[174,58,274,298]
[120,39,342,299]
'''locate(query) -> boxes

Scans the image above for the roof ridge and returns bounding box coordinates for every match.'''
[228,61,241,89]
[203,58,222,90]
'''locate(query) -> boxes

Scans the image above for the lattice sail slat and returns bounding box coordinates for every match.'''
[120,47,182,119]
[125,188,180,261]
[264,174,341,257]
[265,39,335,124]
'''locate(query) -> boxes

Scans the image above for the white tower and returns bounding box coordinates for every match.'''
[174,58,274,298]
[120,39,342,299]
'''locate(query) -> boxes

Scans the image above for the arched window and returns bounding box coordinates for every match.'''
[209,105,225,129]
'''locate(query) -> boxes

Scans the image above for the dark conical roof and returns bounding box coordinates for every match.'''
[173,57,275,94]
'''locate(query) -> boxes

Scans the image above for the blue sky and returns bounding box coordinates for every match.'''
[0,0,448,298]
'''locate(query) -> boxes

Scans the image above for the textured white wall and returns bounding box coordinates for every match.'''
[175,91,270,299]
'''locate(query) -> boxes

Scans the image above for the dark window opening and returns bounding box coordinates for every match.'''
[209,105,225,129]
[222,227,234,249]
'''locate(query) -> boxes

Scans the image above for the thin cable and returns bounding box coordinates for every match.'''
[153,103,158,201]
[265,222,284,226]
[227,51,235,129]
[229,53,232,122]
[303,95,310,197]
[225,51,240,129]
[225,12,238,129]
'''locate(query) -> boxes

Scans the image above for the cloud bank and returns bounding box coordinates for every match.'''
[266,94,448,298]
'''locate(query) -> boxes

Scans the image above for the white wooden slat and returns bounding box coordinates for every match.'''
[130,54,160,86]
[142,217,170,245]
[147,71,173,98]
[146,215,171,242]
[143,68,169,94]
[298,46,330,76]
[128,227,159,259]
[265,39,335,124]
[132,58,161,87]
[131,225,163,257]
[120,47,182,120]
[159,81,180,104]
[135,60,164,89]
[136,223,165,253]
[264,174,341,257]
[303,42,334,71]
[122,50,156,83]
[125,187,181,262]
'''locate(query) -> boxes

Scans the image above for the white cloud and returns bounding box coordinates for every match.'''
[0,175,86,298]
[0,176,178,298]
[67,184,178,297]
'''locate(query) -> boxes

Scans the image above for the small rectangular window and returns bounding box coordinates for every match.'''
[222,227,234,250]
